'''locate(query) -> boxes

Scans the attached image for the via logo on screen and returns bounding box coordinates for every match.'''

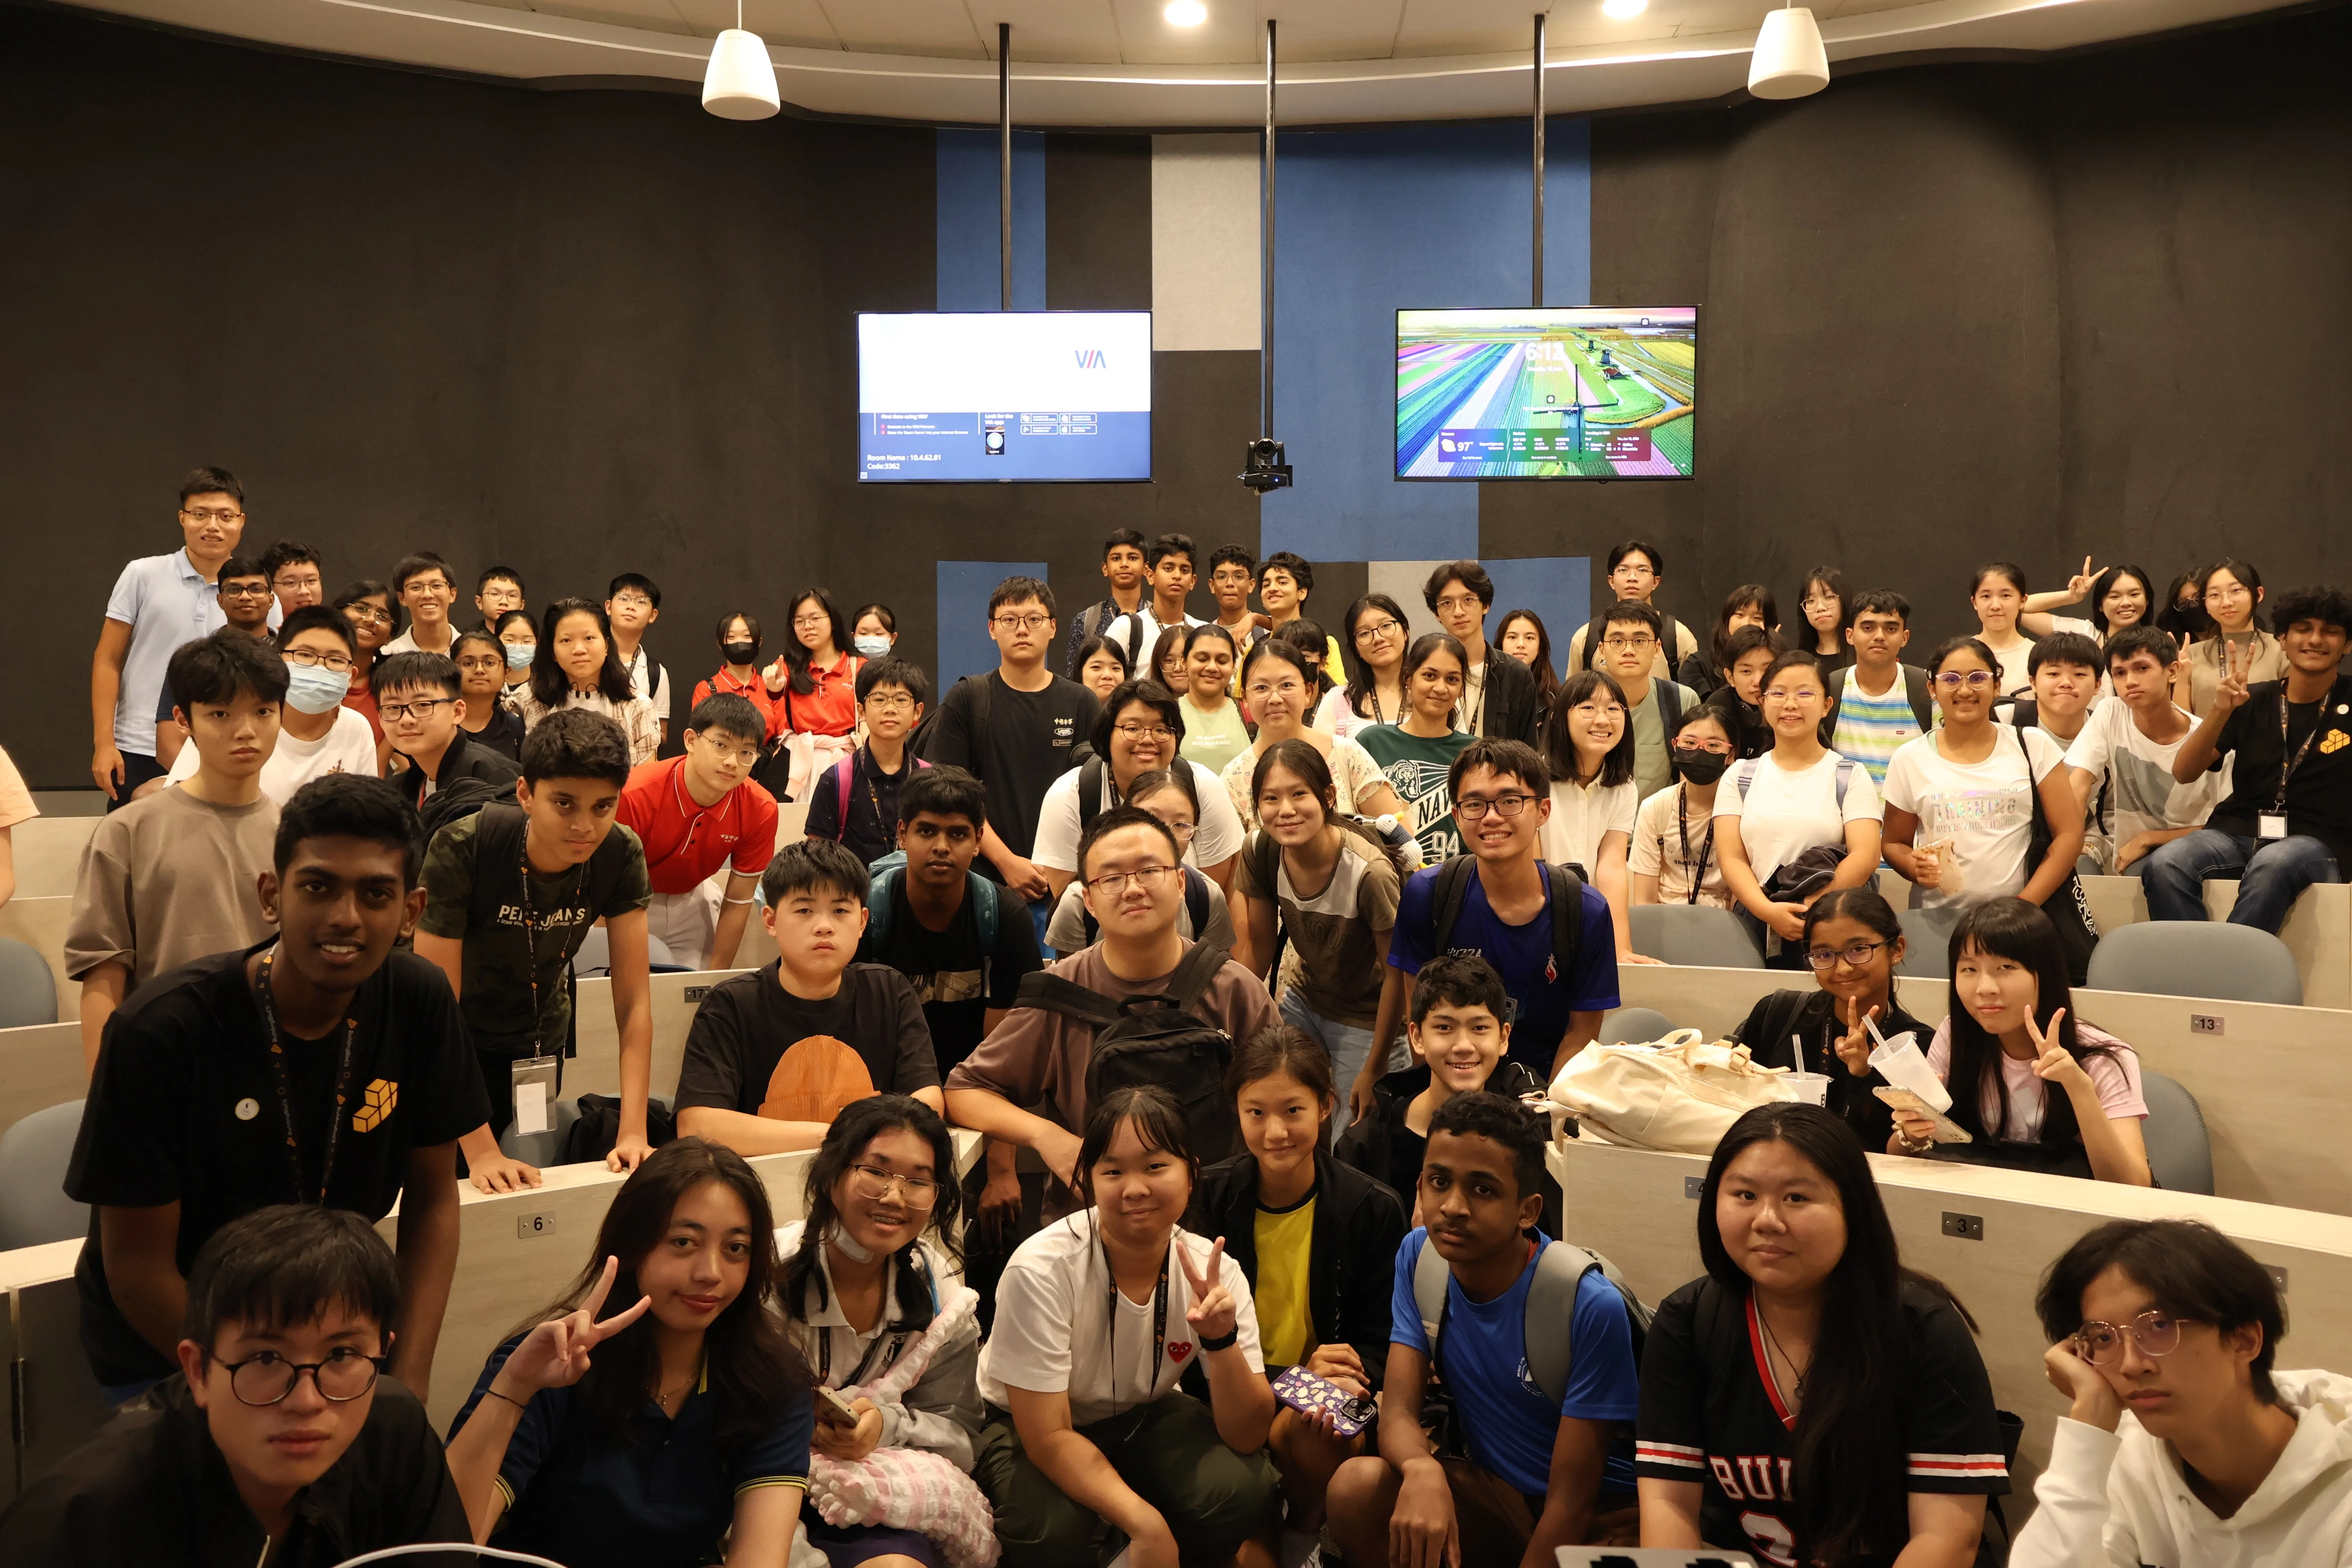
[1073,348,1109,368]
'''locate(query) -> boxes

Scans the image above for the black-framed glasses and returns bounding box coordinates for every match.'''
[1354,619,1403,643]
[1673,740,1733,757]
[219,1347,386,1406]
[993,613,1052,632]
[380,698,455,722]
[846,1163,938,1207]
[281,648,356,673]
[2073,1310,2185,1366]
[1113,722,1176,741]
[217,582,272,599]
[1804,939,1890,971]
[1455,793,1537,820]
[1084,865,1178,895]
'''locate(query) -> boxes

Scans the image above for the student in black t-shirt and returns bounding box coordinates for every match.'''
[2147,584,2352,933]
[377,650,521,808]
[66,773,486,1403]
[920,576,1101,920]
[1636,1103,2007,1567]
[675,837,943,1155]
[802,656,930,866]
[0,1205,473,1568]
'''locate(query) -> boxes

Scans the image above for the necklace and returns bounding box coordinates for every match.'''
[1756,1301,1809,1401]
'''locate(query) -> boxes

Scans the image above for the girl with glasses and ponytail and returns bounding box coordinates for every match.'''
[777,1095,993,1568]
[1637,1103,2008,1568]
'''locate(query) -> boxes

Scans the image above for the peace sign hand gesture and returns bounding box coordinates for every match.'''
[494,1256,654,1399]
[2026,1006,2092,1096]
[1835,995,1880,1077]
[2065,556,2098,602]
[1180,1236,1240,1346]
[2215,638,2254,714]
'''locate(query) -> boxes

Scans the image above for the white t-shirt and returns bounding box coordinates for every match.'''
[1713,750,1882,885]
[165,706,379,804]
[1030,758,1246,874]
[1316,684,1397,743]
[381,624,457,656]
[978,1214,1263,1426]
[1104,609,1206,677]
[2062,699,2229,868]
[1629,784,1733,909]
[1882,726,2067,908]
[1539,777,1638,873]
[623,646,671,721]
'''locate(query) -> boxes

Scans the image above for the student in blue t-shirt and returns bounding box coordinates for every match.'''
[1326,1092,1641,1566]
[1354,738,1619,1121]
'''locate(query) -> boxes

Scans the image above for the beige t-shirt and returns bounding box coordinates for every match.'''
[1629,784,1733,909]
[64,788,279,985]
[945,943,1276,1218]
[1566,617,1700,682]
[0,746,36,831]
[1222,735,1388,830]
[1232,828,1401,1026]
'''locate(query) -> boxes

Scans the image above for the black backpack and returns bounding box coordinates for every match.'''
[1245,816,1419,983]
[1015,942,1241,1165]
[1428,854,1586,983]
[911,673,994,766]
[416,774,512,846]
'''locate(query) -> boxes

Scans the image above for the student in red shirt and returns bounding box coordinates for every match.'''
[693,612,783,740]
[767,589,865,741]
[615,693,780,971]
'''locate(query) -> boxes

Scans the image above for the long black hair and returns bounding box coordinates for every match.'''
[531,597,636,706]
[1339,593,1412,719]
[1698,1105,1975,1567]
[2085,565,2157,635]
[780,589,855,693]
[1496,610,1562,708]
[782,1095,965,1334]
[1542,670,1636,789]
[1076,1085,1198,1216]
[1710,584,1780,676]
[1942,897,2113,1148]
[528,1138,804,1458]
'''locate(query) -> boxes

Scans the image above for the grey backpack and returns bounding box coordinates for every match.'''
[1412,1237,1651,1407]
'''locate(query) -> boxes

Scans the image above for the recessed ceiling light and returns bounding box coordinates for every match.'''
[1165,0,1208,25]
[1602,0,1647,16]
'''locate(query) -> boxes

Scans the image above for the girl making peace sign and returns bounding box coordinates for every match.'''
[444,1138,814,1566]
[974,1085,1281,1568]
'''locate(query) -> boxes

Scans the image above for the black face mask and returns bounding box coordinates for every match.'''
[723,640,759,664]
[1674,749,1731,785]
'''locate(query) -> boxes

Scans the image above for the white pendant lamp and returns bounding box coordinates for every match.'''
[702,0,779,120]
[1747,4,1828,99]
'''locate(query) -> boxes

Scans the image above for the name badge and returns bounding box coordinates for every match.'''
[2259,813,2290,840]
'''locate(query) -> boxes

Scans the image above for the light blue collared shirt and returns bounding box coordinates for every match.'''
[104,549,227,755]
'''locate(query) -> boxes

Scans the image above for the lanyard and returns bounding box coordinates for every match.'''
[859,746,887,834]
[2274,684,2335,812]
[1103,1236,1172,1412]
[1675,785,1717,905]
[518,835,582,1058]
[253,949,360,1205]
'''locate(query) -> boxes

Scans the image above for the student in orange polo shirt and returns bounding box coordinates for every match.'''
[693,612,782,740]
[615,693,779,971]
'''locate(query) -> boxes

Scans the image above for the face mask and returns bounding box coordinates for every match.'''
[854,635,892,660]
[1674,750,1730,786]
[723,640,759,665]
[505,643,535,670]
[284,662,352,715]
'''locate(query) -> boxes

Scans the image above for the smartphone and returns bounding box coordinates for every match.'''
[1873,1087,1974,1144]
[1270,1365,1375,1438]
[815,1385,860,1425]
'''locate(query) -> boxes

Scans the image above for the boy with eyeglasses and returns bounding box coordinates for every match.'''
[158,607,379,804]
[615,692,779,970]
[260,539,326,617]
[1423,561,1544,744]
[605,572,671,750]
[383,552,459,657]
[92,466,250,807]
[64,776,482,1407]
[376,652,522,809]
[675,838,942,1154]
[152,556,277,775]
[1590,599,1699,797]
[1563,540,1701,681]
[2018,1218,2352,1566]
[922,577,1102,916]
[944,805,1274,1221]
[475,565,525,632]
[804,658,930,868]
[1206,544,1263,689]
[0,1203,474,1565]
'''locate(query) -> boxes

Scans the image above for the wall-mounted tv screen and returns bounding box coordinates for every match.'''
[858,312,1151,483]
[1396,307,1696,479]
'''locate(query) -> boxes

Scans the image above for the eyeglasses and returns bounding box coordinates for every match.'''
[1602,635,1657,652]
[1673,740,1733,757]
[344,605,393,626]
[1354,620,1403,643]
[864,693,917,712]
[218,1347,385,1406]
[1113,722,1176,741]
[845,1163,938,1208]
[1933,671,1996,690]
[1804,939,1891,971]
[697,740,763,765]
[218,583,272,599]
[274,573,322,591]
[380,698,455,722]
[1455,793,1537,820]
[792,614,829,629]
[1245,680,1304,701]
[180,508,244,525]
[612,593,655,610]
[282,648,356,673]
[993,613,1052,632]
[2073,1310,2184,1366]
[403,579,453,597]
[1433,595,1483,615]
[1151,817,1199,842]
[1084,865,1178,894]
[456,655,506,673]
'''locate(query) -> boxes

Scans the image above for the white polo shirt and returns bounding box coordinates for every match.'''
[105,550,229,755]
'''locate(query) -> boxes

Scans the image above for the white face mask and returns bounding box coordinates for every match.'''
[283,662,352,715]
[505,643,535,670]
[854,635,892,660]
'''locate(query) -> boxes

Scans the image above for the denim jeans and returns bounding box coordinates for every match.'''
[2139,829,2341,933]
[1279,987,1391,1140]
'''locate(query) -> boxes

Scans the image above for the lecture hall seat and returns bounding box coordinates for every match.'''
[2138,1070,2215,1196]
[1895,908,1958,979]
[0,1099,89,1249]
[0,935,60,1028]
[2086,921,2304,1007]
[1600,1006,1677,1045]
[1628,904,1764,969]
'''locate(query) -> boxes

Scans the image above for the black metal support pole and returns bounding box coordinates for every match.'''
[999,21,1012,312]
[1533,12,1546,308]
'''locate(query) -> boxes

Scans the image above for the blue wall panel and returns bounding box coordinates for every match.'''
[1261,120,1593,563]
[936,129,1047,312]
[1482,555,1591,675]
[936,560,1047,686]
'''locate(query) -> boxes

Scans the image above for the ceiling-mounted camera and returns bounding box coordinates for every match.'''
[1239,437,1293,494]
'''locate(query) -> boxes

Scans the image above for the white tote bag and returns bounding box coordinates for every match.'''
[1549,1029,1798,1154]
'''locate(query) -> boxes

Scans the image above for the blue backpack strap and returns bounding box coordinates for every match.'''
[865,864,901,947]
[1833,755,1856,809]
[967,871,1000,952]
